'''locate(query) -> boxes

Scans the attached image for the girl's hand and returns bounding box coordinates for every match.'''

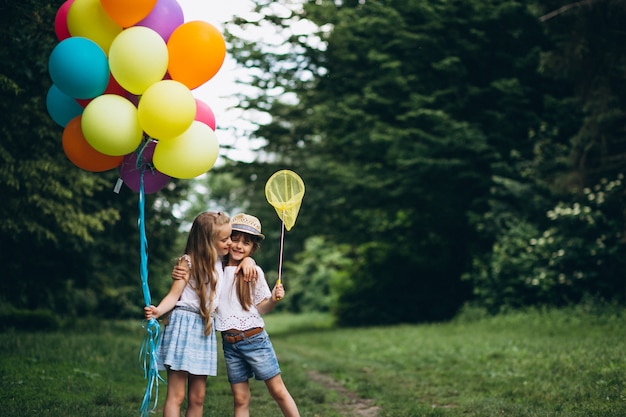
[237,257,258,282]
[172,264,188,281]
[144,305,158,320]
[272,282,285,302]
[172,256,190,281]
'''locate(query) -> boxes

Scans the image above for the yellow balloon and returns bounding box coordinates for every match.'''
[109,27,168,95]
[264,170,305,231]
[152,121,219,179]
[67,0,122,54]
[138,80,196,139]
[81,94,143,156]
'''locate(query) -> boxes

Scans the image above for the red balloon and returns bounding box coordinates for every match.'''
[194,99,216,130]
[76,74,127,108]
[62,116,123,172]
[54,0,75,41]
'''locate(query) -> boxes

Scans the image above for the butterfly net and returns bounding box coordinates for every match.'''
[264,170,305,231]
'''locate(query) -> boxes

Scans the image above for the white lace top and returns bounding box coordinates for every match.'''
[175,257,224,313]
[214,265,271,331]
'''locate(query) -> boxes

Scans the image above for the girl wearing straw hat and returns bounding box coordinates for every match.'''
[218,213,300,417]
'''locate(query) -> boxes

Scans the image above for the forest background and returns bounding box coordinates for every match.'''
[1,0,625,329]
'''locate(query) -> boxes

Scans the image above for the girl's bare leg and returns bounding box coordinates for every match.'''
[231,381,251,417]
[265,374,300,417]
[185,374,208,417]
[164,370,187,417]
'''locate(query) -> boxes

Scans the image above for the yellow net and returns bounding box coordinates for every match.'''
[264,170,305,231]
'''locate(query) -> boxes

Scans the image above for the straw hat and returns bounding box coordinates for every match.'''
[231,213,265,240]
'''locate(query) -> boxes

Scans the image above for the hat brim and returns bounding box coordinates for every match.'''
[231,225,265,240]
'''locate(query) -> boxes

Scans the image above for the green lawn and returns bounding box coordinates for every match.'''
[1,308,625,416]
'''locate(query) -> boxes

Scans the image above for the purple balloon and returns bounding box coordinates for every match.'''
[120,141,171,194]
[135,0,184,42]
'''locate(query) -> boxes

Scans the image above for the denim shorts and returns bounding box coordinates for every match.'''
[222,329,281,384]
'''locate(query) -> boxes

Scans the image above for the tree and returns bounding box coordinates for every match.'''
[536,0,626,187]
[462,0,626,311]
[0,0,186,319]
[219,0,570,324]
[0,2,117,246]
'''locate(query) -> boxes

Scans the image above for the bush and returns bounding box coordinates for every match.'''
[282,236,352,313]
[466,175,626,312]
[334,241,469,326]
[0,308,61,331]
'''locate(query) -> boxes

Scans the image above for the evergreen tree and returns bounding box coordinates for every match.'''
[0,0,185,319]
[221,0,567,324]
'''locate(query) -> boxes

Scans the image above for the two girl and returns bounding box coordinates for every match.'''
[144,212,256,417]
[155,212,300,416]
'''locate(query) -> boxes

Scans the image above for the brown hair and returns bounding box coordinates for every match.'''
[184,211,230,335]
[226,230,261,311]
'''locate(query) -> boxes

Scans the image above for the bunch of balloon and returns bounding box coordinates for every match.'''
[47,0,224,187]
[46,1,226,415]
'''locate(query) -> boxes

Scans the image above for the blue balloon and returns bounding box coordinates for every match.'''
[48,37,110,99]
[46,84,84,127]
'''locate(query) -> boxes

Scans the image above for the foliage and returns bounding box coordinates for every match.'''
[462,0,626,312]
[467,175,626,312]
[280,236,352,313]
[4,0,626,325]
[0,2,117,244]
[0,0,186,319]
[536,0,626,187]
[0,307,60,331]
[221,0,573,323]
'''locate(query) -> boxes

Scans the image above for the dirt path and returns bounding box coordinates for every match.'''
[306,370,381,417]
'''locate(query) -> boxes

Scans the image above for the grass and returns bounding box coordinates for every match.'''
[1,308,625,416]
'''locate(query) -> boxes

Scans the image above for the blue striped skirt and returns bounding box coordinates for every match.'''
[157,307,218,376]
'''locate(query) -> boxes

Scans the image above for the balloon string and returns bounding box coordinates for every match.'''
[140,318,164,416]
[138,167,165,417]
[135,138,150,170]
[135,137,157,175]
[138,167,150,307]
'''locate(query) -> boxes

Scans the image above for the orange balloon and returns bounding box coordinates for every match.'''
[100,0,157,28]
[167,21,226,90]
[62,116,124,172]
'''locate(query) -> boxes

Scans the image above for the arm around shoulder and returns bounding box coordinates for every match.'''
[237,257,258,282]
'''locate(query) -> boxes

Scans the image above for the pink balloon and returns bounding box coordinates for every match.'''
[194,99,216,130]
[135,0,184,42]
[54,0,75,41]
[120,141,170,193]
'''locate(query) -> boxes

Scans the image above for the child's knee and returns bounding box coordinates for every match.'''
[188,391,206,408]
[232,387,251,407]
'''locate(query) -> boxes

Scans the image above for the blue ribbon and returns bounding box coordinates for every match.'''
[136,147,166,417]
